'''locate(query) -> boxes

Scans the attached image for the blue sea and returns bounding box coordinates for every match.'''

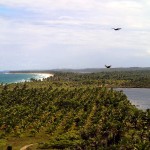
[0,73,50,84]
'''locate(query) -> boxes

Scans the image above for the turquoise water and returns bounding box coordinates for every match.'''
[0,73,42,84]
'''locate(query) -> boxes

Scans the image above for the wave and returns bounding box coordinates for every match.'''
[0,73,54,84]
[15,77,32,83]
[33,73,53,81]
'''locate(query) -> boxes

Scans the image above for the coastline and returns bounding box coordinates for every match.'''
[115,88,150,110]
[9,72,54,81]
[0,72,54,84]
[32,73,54,81]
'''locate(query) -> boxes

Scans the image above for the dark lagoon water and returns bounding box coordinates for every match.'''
[0,73,51,84]
[116,88,150,110]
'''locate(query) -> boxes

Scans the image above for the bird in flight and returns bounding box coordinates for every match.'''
[105,65,111,68]
[112,28,122,31]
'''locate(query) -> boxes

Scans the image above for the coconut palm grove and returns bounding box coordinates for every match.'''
[0,70,150,149]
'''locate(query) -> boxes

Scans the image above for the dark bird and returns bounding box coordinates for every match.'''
[7,146,12,150]
[105,65,111,68]
[112,28,122,31]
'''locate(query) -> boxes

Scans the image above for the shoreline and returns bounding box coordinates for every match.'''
[33,73,54,81]
[6,72,53,77]
[9,72,54,81]
[0,72,54,84]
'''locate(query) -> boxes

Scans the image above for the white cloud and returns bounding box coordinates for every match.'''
[0,0,150,69]
[146,50,150,55]
[1,0,149,29]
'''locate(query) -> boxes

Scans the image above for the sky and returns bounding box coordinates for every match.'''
[0,0,150,70]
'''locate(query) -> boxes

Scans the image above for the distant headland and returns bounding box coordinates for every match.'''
[8,67,150,74]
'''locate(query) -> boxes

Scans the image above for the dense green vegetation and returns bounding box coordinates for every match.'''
[0,70,150,149]
[10,69,150,88]
[49,70,150,88]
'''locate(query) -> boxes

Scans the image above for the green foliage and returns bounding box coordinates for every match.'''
[0,71,150,149]
[39,131,82,149]
[0,139,7,149]
[50,70,150,88]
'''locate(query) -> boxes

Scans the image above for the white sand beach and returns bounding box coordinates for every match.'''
[34,73,54,81]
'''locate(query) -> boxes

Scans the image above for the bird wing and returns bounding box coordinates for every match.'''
[112,28,122,30]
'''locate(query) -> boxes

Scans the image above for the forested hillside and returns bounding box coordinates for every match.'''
[49,70,150,88]
[0,71,150,149]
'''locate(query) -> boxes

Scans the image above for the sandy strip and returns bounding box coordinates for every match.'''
[20,144,34,150]
[33,73,54,81]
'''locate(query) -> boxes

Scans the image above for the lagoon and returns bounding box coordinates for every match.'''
[116,88,150,110]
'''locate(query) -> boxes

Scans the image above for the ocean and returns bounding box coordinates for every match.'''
[0,73,52,84]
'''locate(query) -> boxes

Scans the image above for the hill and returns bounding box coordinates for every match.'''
[8,67,150,74]
[0,71,150,149]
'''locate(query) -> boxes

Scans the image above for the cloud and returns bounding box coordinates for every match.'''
[0,0,150,69]
[0,0,148,29]
[146,50,150,55]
